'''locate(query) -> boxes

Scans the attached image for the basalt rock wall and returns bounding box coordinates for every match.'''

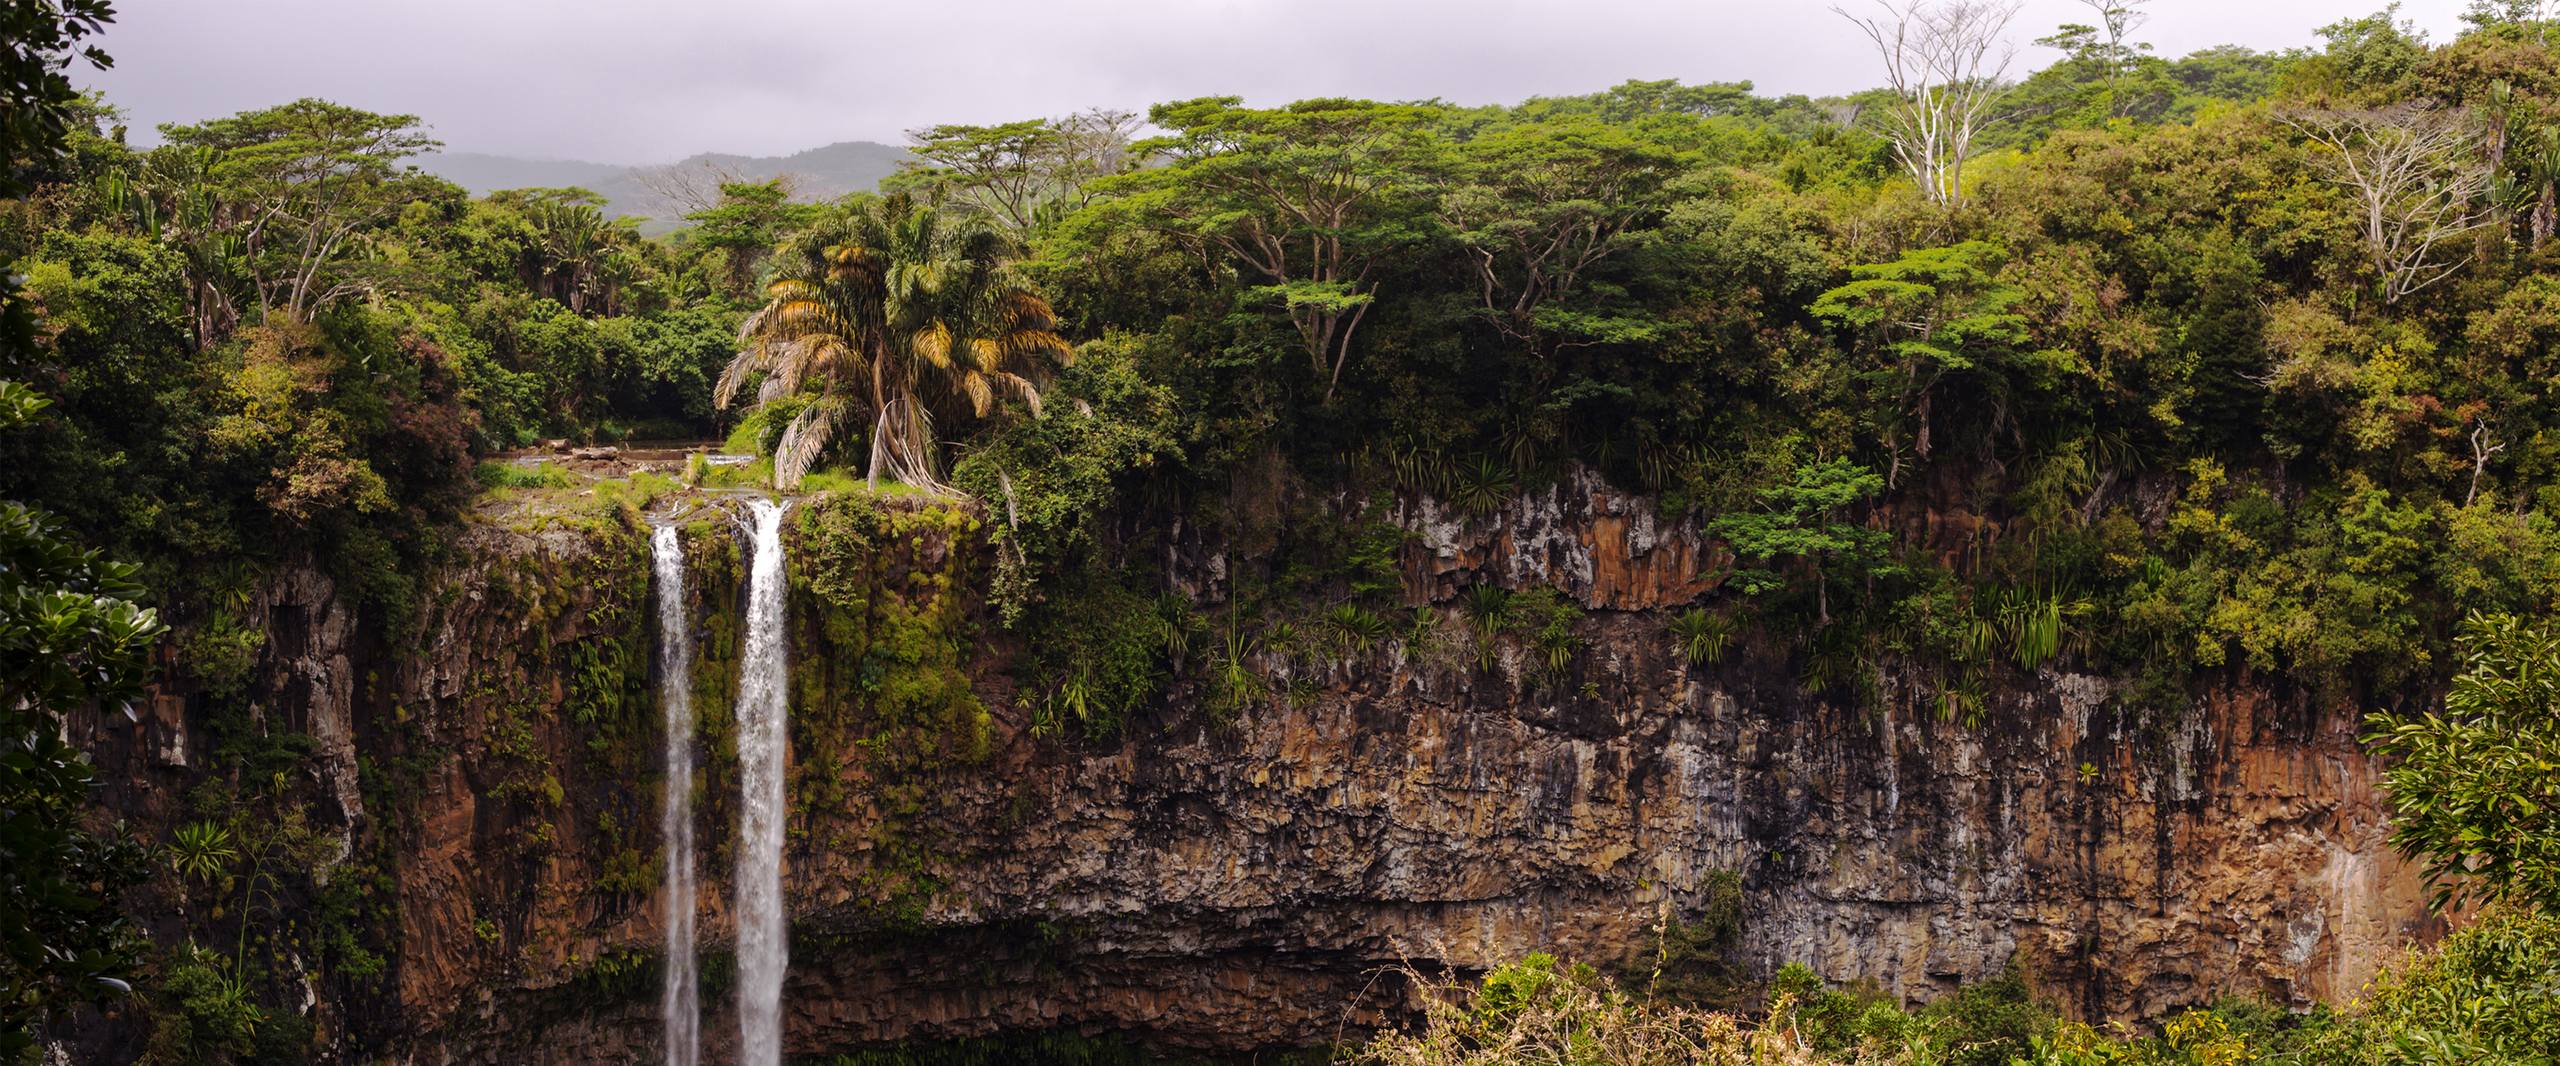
[82,473,2437,1063]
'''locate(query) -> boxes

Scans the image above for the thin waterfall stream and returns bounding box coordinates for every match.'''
[652,525,699,1066]
[734,498,792,1065]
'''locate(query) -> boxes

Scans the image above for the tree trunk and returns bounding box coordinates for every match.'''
[2536,182,2556,254]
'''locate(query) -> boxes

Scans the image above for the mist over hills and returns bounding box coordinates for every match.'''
[418,140,909,230]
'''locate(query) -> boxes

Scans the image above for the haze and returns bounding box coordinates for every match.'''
[80,0,2469,164]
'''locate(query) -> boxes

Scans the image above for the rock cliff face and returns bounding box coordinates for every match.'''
[88,474,2438,1063]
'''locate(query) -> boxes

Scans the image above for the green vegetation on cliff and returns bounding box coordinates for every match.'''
[14,0,2560,1060]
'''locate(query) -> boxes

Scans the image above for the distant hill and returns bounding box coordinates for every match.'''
[418,141,910,232]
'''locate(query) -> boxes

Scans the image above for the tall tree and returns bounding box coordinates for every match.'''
[2284,104,2494,303]
[1835,0,2023,206]
[0,5,162,1050]
[153,99,442,324]
[1811,241,2075,485]
[896,109,1139,240]
[716,195,1069,490]
[1096,97,1443,403]
[1437,117,1685,359]
[2069,0,2152,118]
[684,178,818,295]
[1710,457,1891,624]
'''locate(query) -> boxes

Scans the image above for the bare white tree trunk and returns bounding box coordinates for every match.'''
[1835,0,2022,206]
[2468,417,2506,507]
[2285,105,2494,304]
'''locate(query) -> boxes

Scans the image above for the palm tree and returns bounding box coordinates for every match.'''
[716,194,1068,491]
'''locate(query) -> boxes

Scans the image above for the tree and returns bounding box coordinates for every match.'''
[93,146,250,347]
[2466,0,2560,35]
[1811,241,2075,485]
[2020,0,2173,130]
[1709,457,1890,624]
[2284,104,2494,303]
[153,99,442,324]
[895,109,1139,240]
[1096,97,1443,402]
[683,178,819,295]
[504,188,644,315]
[0,383,161,1054]
[631,157,741,218]
[2040,0,2154,121]
[2366,611,2560,913]
[716,194,1069,490]
[0,5,154,1050]
[1835,0,2023,206]
[0,0,111,199]
[2303,7,2433,104]
[1437,117,1685,358]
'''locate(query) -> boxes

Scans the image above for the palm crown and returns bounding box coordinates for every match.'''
[716,194,1069,490]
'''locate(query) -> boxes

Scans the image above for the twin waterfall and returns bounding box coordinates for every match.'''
[651,527,701,1066]
[654,498,793,1066]
[733,499,793,1065]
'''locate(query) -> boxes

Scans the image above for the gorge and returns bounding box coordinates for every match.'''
[18,3,2560,1060]
[59,472,2438,1063]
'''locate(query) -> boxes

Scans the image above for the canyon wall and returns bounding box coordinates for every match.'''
[81,474,2437,1063]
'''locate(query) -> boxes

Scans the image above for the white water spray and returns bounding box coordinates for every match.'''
[652,525,699,1066]
[734,499,791,1065]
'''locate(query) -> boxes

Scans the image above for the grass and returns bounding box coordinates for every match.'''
[694,456,930,498]
[721,418,761,457]
[593,472,683,514]
[476,445,931,537]
[474,460,573,491]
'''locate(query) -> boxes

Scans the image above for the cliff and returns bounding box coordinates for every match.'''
[74,473,2437,1063]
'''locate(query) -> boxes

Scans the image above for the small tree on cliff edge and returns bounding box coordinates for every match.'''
[1709,457,1891,626]
[2367,611,2560,914]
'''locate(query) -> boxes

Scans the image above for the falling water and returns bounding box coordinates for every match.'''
[652,525,699,1066]
[734,499,792,1066]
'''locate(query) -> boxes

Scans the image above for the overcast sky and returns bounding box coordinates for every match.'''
[77,0,2470,165]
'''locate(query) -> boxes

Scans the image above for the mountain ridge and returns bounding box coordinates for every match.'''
[419,140,910,230]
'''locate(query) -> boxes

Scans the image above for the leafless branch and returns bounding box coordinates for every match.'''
[2285,104,2494,304]
[1835,0,2023,206]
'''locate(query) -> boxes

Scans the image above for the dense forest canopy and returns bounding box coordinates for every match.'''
[12,0,2560,1061]
[7,3,2548,704]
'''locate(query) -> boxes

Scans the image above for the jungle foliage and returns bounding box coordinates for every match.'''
[18,0,2560,1061]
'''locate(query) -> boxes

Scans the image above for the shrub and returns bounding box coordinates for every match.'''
[2297,907,2560,1065]
[2365,612,2560,913]
[1667,607,1733,666]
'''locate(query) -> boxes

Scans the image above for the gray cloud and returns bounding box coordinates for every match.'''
[80,0,2467,164]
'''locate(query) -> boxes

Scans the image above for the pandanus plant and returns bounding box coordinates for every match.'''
[716,194,1069,491]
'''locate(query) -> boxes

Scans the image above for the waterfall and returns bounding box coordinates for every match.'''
[734,499,792,1065]
[652,526,700,1066]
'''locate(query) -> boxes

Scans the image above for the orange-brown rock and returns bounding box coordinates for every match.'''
[74,483,2439,1064]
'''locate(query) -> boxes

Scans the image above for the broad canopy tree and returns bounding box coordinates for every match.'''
[894,109,1140,241]
[1436,116,1687,358]
[1094,97,1443,403]
[153,99,442,324]
[1811,241,2083,485]
[684,178,819,295]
